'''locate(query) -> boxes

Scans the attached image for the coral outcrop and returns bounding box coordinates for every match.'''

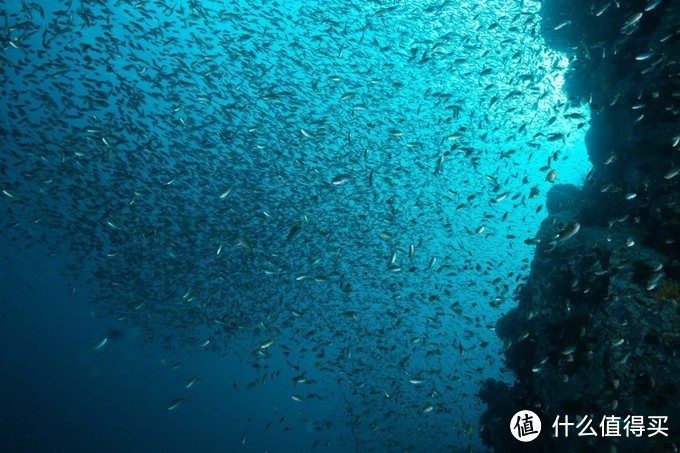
[480,0,680,450]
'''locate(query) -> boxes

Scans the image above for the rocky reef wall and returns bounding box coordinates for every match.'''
[479,0,680,450]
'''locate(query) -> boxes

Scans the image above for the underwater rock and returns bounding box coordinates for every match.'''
[481,0,680,449]
[546,184,583,216]
[482,211,680,450]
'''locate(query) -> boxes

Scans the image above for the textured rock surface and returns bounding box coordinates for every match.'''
[480,0,680,450]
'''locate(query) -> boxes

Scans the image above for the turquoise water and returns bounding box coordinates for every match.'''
[1,0,591,450]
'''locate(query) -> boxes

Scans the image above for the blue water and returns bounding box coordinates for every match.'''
[1,0,591,451]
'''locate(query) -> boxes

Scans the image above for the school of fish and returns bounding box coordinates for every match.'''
[0,0,598,450]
